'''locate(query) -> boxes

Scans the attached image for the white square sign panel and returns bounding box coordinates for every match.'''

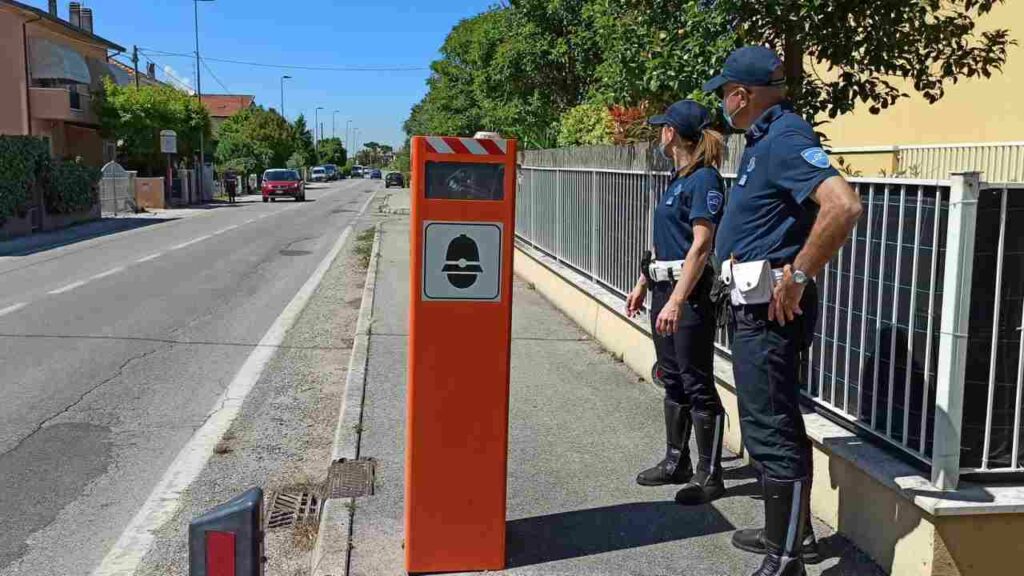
[422,221,503,301]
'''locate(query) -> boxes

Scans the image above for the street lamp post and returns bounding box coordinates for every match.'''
[280,75,292,118]
[332,110,339,139]
[193,0,214,203]
[345,119,353,156]
[314,106,324,159]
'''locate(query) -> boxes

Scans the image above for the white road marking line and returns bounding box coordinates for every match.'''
[91,190,376,576]
[171,234,212,250]
[48,280,87,295]
[218,224,239,234]
[89,266,125,281]
[136,253,162,263]
[0,302,27,317]
[245,219,255,224]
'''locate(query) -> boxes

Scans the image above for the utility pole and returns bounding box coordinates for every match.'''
[132,45,140,89]
[193,0,215,202]
[332,110,339,139]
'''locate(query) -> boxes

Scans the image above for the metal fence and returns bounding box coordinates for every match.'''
[517,144,1024,487]
[900,142,1024,183]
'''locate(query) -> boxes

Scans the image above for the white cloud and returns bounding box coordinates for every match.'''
[162,65,195,95]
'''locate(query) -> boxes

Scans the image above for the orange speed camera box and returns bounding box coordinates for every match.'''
[406,135,517,572]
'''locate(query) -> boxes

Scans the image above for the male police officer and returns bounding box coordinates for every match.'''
[703,46,862,576]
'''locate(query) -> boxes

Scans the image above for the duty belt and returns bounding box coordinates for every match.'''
[647,260,685,283]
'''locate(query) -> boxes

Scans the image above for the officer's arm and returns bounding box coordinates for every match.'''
[669,220,714,304]
[793,176,862,277]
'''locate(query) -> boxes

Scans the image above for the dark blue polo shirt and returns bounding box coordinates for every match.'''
[653,166,725,261]
[715,103,839,265]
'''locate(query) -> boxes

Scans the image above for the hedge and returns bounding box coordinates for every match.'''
[0,136,50,223]
[46,160,100,214]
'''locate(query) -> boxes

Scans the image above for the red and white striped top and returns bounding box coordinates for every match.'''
[424,136,508,156]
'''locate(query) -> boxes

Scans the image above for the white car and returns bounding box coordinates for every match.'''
[310,167,328,182]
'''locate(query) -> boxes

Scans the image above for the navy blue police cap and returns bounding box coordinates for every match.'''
[648,99,713,141]
[703,46,785,93]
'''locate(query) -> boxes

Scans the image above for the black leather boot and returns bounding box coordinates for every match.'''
[674,410,726,505]
[731,516,820,563]
[747,477,810,576]
[636,398,693,486]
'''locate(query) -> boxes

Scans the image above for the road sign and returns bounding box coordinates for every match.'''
[160,130,177,155]
[406,135,517,573]
[422,221,503,301]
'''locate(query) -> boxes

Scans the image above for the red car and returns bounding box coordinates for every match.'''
[261,169,305,202]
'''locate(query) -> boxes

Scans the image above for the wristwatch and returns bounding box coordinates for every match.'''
[792,269,809,286]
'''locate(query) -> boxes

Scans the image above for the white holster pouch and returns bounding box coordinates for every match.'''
[721,259,775,306]
[648,260,685,283]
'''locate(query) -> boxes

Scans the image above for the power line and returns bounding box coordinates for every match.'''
[139,48,427,72]
[139,52,195,93]
[200,56,231,95]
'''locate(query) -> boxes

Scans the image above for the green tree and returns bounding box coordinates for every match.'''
[557,103,613,147]
[354,142,393,168]
[711,0,1015,121]
[291,114,316,168]
[586,0,734,110]
[317,137,347,166]
[96,78,211,175]
[215,107,295,178]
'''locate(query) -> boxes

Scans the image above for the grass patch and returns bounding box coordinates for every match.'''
[354,227,375,269]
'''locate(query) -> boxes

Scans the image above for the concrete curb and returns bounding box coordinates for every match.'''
[311,222,382,576]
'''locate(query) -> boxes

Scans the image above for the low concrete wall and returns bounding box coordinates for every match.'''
[135,177,165,210]
[0,201,99,240]
[513,244,1024,576]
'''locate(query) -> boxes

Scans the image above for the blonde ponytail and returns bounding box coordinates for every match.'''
[682,127,725,175]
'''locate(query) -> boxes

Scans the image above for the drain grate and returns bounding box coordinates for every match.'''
[279,249,313,256]
[327,458,376,499]
[266,489,322,530]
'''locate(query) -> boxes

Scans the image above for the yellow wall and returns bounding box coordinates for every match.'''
[823,1,1023,147]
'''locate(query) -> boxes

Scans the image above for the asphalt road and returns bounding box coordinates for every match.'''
[0,179,377,575]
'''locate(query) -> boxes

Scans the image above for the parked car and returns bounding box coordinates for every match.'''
[385,172,405,188]
[262,169,305,202]
[310,167,328,182]
[323,164,339,180]
[370,169,382,179]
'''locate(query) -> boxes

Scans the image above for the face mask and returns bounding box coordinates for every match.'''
[722,89,746,129]
[656,141,672,162]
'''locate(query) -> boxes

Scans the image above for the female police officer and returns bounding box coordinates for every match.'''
[626,100,727,506]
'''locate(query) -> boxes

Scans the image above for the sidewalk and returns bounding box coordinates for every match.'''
[328,209,883,575]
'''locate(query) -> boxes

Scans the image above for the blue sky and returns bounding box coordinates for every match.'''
[40,0,497,148]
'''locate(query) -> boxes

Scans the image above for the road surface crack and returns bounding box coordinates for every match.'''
[0,344,166,459]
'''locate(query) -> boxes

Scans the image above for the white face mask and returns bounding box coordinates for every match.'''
[722,88,747,129]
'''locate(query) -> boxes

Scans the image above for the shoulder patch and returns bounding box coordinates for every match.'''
[707,190,723,215]
[801,147,831,169]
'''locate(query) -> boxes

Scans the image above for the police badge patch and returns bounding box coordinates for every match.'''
[801,147,831,168]
[707,190,723,215]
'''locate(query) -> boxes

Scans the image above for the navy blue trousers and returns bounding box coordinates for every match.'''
[728,283,818,481]
[649,276,722,415]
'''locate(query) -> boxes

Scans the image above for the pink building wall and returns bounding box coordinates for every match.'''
[0,8,29,135]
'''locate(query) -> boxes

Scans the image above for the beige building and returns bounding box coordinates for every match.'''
[823,1,1023,180]
[0,0,125,167]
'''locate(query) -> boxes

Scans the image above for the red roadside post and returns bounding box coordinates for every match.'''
[406,134,518,572]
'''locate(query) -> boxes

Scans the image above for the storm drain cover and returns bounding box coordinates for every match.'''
[279,249,313,256]
[327,458,376,499]
[266,489,322,530]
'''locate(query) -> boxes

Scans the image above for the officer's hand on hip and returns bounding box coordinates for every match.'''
[656,298,682,336]
[626,279,648,318]
[769,265,804,327]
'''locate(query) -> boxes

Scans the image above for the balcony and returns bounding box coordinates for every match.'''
[30,87,98,126]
